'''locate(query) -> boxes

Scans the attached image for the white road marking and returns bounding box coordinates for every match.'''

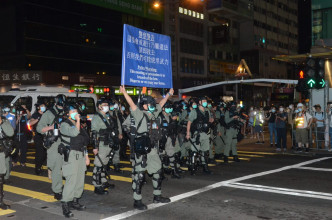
[226,182,332,200]
[102,157,332,220]
[296,166,332,172]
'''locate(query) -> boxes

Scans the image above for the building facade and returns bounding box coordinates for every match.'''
[240,0,298,80]
[0,0,163,89]
[312,0,332,46]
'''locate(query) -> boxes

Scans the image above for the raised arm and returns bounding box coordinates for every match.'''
[159,88,174,108]
[120,85,137,111]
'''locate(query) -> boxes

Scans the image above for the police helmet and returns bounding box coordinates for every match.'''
[96,97,108,107]
[55,94,66,107]
[163,101,172,109]
[64,103,77,114]
[140,95,156,107]
[76,100,87,114]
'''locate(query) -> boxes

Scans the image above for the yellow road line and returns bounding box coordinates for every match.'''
[85,171,132,182]
[24,163,132,183]
[0,209,16,216]
[4,185,56,202]
[10,171,94,192]
[238,151,278,155]
[215,160,234,163]
[180,167,188,171]
[238,154,264,158]
[228,157,251,161]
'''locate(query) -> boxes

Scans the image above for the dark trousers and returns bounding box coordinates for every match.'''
[14,134,28,164]
[119,133,129,159]
[34,134,46,169]
[276,127,287,149]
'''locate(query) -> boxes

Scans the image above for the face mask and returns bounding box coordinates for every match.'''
[82,105,86,110]
[279,108,284,112]
[12,108,16,113]
[298,108,302,112]
[114,104,119,109]
[271,109,276,113]
[294,109,299,113]
[165,108,172,114]
[208,104,212,108]
[4,108,10,112]
[121,106,125,111]
[289,105,293,110]
[110,106,115,111]
[202,102,207,108]
[250,108,253,111]
[148,106,155,112]
[40,107,46,112]
[102,106,109,113]
[192,104,197,109]
[183,106,187,110]
[70,112,78,120]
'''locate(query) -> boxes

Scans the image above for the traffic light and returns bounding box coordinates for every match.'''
[304,58,325,89]
[296,68,308,93]
[315,59,325,89]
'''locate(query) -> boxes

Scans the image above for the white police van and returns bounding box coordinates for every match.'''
[0,86,97,119]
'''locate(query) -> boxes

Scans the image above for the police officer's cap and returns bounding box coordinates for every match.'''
[96,97,108,107]
[199,96,207,101]
[55,94,66,107]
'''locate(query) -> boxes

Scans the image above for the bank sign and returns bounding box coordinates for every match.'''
[121,24,172,88]
[76,0,163,21]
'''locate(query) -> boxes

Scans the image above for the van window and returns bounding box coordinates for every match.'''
[37,96,56,109]
[0,95,15,107]
[67,97,96,114]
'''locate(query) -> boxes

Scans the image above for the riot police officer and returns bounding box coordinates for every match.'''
[29,102,47,175]
[37,94,66,200]
[158,101,182,179]
[120,85,172,210]
[224,102,243,162]
[59,103,90,218]
[108,99,123,172]
[0,113,14,209]
[91,98,117,195]
[214,102,227,160]
[186,97,213,175]
[178,100,190,164]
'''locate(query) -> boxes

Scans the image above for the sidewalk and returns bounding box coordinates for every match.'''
[237,133,332,156]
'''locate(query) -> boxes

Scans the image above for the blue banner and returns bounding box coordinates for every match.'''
[121,24,172,88]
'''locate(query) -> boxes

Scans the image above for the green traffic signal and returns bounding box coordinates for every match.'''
[319,79,325,88]
[307,79,315,88]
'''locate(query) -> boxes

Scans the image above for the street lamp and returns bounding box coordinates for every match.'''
[153,0,161,9]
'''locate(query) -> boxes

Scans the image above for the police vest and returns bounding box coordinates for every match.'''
[60,119,89,152]
[191,109,210,133]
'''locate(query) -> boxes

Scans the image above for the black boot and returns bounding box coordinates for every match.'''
[0,175,10,210]
[54,192,62,201]
[214,154,222,159]
[233,155,241,162]
[153,195,171,203]
[103,181,115,189]
[171,169,181,179]
[62,202,74,218]
[133,200,147,210]
[94,186,109,195]
[113,164,122,173]
[71,198,86,211]
[203,164,212,175]
[223,156,229,164]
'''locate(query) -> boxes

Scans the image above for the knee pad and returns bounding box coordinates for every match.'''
[152,169,163,191]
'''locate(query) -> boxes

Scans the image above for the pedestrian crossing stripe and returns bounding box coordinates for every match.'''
[0,209,16,216]
[24,163,132,183]
[4,185,57,202]
[10,171,95,191]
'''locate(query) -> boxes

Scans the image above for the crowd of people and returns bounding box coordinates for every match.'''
[246,102,332,152]
[1,89,332,217]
